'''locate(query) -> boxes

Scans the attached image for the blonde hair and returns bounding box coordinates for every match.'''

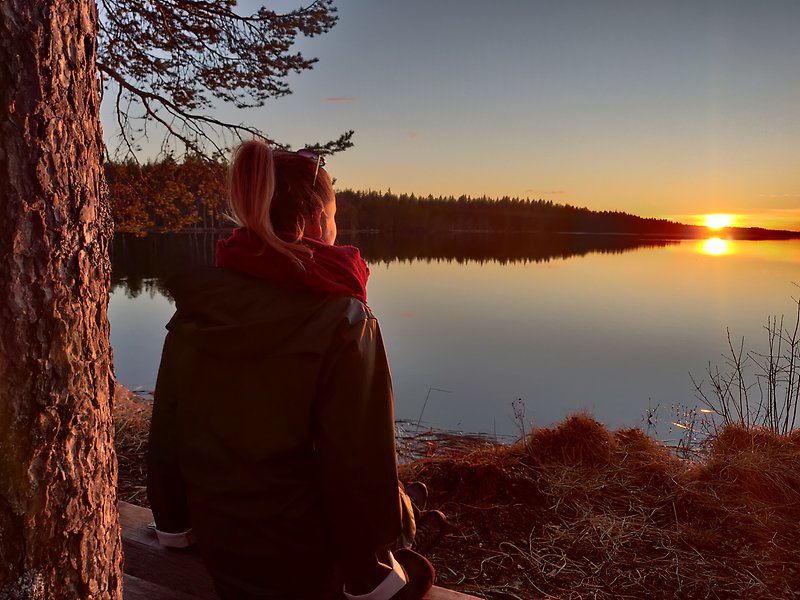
[228,140,333,266]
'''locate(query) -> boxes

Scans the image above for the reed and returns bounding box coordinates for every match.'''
[692,290,800,435]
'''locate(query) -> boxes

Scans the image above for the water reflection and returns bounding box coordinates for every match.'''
[109,234,800,438]
[700,237,731,256]
[111,233,222,298]
[350,231,679,265]
[111,231,680,296]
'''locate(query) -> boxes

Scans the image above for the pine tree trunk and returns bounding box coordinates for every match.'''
[0,1,122,598]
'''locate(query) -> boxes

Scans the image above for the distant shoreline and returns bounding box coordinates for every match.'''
[115,225,800,241]
[105,159,800,239]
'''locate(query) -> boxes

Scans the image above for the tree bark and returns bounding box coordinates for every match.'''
[0,1,122,598]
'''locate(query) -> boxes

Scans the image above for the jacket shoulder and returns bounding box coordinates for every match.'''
[334,295,375,326]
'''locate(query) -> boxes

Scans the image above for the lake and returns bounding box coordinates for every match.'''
[109,232,800,442]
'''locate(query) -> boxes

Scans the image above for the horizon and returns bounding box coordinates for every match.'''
[99,1,800,231]
[331,190,797,233]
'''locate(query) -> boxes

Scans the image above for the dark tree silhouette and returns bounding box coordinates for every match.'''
[97,0,352,158]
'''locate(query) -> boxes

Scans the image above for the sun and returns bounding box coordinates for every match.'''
[703,213,735,230]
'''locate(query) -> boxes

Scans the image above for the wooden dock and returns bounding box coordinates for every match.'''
[120,501,479,599]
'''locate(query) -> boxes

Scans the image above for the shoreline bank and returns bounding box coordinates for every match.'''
[114,386,800,599]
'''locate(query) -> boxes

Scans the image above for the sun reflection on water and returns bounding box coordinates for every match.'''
[700,237,731,256]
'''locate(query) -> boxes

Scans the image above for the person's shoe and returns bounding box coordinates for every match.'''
[404,482,428,513]
[390,548,434,600]
[411,510,447,554]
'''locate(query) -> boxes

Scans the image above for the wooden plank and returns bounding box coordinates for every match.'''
[122,536,219,598]
[120,502,218,598]
[119,500,156,531]
[123,574,203,600]
[119,501,481,600]
[426,587,481,599]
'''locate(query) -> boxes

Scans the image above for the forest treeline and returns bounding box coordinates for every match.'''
[106,156,794,238]
[106,156,696,236]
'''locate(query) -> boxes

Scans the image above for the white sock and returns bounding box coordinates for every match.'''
[342,551,408,600]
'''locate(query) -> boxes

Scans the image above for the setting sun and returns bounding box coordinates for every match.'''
[703,214,735,230]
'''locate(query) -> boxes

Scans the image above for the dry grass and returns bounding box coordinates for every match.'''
[114,394,800,600]
[402,413,800,599]
[114,385,151,506]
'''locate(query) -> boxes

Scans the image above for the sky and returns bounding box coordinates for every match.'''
[100,1,800,230]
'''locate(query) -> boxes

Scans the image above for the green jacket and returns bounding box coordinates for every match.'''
[147,266,402,597]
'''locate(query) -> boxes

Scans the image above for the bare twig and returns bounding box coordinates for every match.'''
[693,290,800,434]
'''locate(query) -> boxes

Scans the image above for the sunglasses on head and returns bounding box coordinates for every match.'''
[296,149,327,186]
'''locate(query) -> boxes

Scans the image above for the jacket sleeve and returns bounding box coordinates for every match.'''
[314,307,402,556]
[146,330,193,535]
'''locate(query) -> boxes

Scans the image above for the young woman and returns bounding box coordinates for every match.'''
[146,140,435,599]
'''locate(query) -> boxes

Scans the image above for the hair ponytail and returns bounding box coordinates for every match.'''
[228,140,311,266]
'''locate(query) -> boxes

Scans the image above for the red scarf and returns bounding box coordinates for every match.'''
[216,228,370,304]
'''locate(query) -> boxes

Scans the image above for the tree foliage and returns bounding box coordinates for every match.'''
[97,0,353,158]
[106,156,228,233]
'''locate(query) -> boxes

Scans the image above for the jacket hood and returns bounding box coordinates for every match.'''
[165,266,357,358]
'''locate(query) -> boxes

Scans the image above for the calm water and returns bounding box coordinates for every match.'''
[109,233,800,440]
